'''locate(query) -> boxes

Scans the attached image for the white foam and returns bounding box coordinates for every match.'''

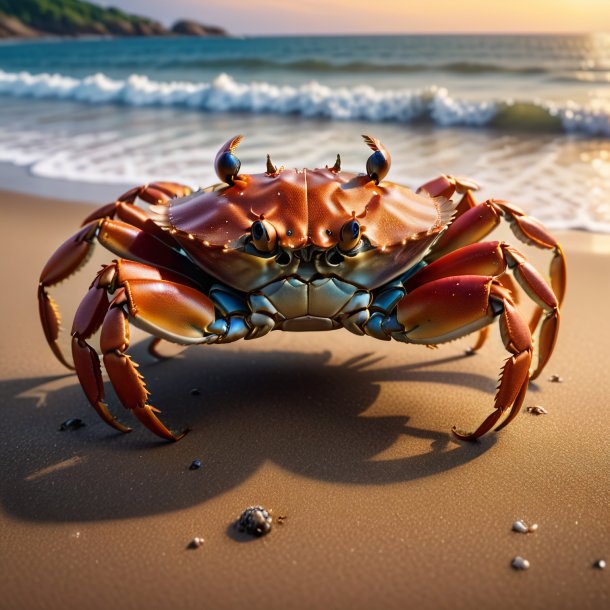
[1,69,609,136]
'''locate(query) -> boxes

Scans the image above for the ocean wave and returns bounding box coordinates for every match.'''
[0,69,608,136]
[152,56,552,75]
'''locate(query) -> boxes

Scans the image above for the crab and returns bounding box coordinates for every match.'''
[39,135,566,442]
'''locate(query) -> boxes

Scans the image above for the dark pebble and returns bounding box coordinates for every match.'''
[189,459,202,470]
[59,418,85,431]
[190,388,201,396]
[237,506,272,536]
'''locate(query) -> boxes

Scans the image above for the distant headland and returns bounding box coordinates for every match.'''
[0,0,228,39]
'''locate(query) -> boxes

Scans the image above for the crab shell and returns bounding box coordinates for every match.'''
[167,168,457,292]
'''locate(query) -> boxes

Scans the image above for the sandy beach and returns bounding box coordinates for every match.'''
[0,187,607,609]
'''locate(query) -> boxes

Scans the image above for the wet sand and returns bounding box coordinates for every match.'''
[0,188,608,610]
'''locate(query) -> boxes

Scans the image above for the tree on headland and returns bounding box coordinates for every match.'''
[0,0,228,38]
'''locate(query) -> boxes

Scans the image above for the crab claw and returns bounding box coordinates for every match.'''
[215,135,243,185]
[362,134,391,184]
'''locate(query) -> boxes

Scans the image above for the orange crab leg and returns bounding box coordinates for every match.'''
[82,182,192,226]
[426,199,566,304]
[39,213,197,368]
[71,266,131,433]
[112,181,192,207]
[84,201,177,249]
[38,222,99,369]
[71,261,215,440]
[405,241,507,291]
[394,275,532,440]
[39,182,191,369]
[405,241,558,376]
[99,303,181,441]
[417,174,480,219]
[424,199,565,355]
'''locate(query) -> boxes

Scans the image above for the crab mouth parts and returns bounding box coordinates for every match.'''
[244,238,372,267]
[293,245,329,263]
[290,239,371,264]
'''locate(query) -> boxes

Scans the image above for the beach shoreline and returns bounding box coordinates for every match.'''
[0,187,608,609]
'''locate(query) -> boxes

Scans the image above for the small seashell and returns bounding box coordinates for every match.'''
[187,537,204,549]
[549,374,563,383]
[526,405,548,415]
[511,556,530,570]
[236,506,272,536]
[59,418,85,431]
[594,559,606,569]
[512,520,529,533]
[189,459,202,470]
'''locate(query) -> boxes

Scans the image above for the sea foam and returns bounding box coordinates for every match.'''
[0,69,608,136]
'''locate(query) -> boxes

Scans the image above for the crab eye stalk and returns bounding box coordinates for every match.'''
[362,134,391,184]
[339,218,361,252]
[215,135,243,185]
[251,219,277,253]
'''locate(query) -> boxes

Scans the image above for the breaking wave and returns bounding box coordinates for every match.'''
[0,69,608,136]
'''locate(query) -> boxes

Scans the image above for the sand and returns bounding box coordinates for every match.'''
[0,188,608,610]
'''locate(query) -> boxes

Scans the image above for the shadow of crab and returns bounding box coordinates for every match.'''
[0,347,497,522]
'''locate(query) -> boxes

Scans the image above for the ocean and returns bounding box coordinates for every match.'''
[0,34,608,232]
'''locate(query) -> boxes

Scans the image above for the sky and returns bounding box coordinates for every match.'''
[98,0,610,36]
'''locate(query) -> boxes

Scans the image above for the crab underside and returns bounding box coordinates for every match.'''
[39,135,566,443]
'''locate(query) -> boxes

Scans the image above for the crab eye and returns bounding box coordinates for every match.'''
[339,219,361,252]
[251,219,277,252]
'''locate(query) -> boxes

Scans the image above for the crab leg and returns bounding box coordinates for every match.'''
[425,199,566,302]
[39,213,196,368]
[390,275,532,440]
[417,174,480,219]
[71,261,216,440]
[39,182,191,369]
[423,199,565,353]
[70,260,195,432]
[70,264,131,433]
[404,240,558,377]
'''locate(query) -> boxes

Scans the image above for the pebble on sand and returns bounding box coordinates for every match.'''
[549,374,563,383]
[187,537,204,549]
[59,418,85,431]
[189,459,202,470]
[526,405,548,415]
[512,520,529,533]
[511,556,530,570]
[594,559,606,569]
[512,520,538,534]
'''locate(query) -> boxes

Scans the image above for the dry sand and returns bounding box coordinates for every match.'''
[0,188,608,610]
